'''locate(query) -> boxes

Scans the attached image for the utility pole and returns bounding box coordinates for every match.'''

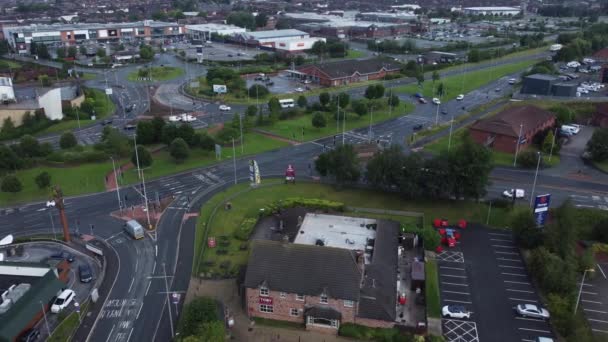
[368,106,374,143]
[435,102,440,125]
[141,169,152,230]
[513,123,524,167]
[548,127,557,162]
[40,301,51,336]
[448,116,454,152]
[51,186,71,242]
[49,211,57,240]
[529,152,542,207]
[239,113,244,154]
[232,138,237,185]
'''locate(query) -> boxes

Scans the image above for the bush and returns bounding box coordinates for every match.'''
[58,150,108,164]
[517,150,541,168]
[248,84,269,98]
[592,218,608,243]
[35,171,51,189]
[510,210,543,249]
[169,138,189,162]
[401,226,441,251]
[215,127,238,145]
[59,132,78,150]
[177,297,219,337]
[1,175,22,193]
[311,112,327,128]
[234,218,258,241]
[260,197,345,216]
[338,323,409,341]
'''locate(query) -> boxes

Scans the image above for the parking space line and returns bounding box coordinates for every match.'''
[582,299,603,304]
[495,251,519,255]
[592,328,608,333]
[522,339,535,342]
[499,265,525,269]
[509,297,538,303]
[488,232,511,237]
[497,257,522,262]
[582,291,598,295]
[589,318,608,323]
[578,283,594,287]
[441,274,467,278]
[597,264,607,279]
[507,289,535,293]
[441,282,469,287]
[504,280,531,285]
[490,238,512,242]
[515,317,546,322]
[584,308,608,314]
[440,266,465,271]
[502,272,527,277]
[518,328,551,334]
[443,290,470,295]
[444,299,473,304]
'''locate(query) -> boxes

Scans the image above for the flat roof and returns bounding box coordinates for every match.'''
[464,6,520,11]
[0,77,12,87]
[286,12,397,28]
[295,213,377,261]
[8,20,179,34]
[185,23,246,32]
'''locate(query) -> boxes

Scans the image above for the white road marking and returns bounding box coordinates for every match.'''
[589,318,608,324]
[502,272,527,277]
[128,278,135,293]
[441,274,467,278]
[443,290,470,295]
[509,297,538,303]
[495,251,519,255]
[145,281,152,296]
[497,257,522,262]
[597,264,607,279]
[105,324,116,342]
[499,265,525,269]
[488,232,512,237]
[507,289,534,293]
[516,317,546,322]
[582,299,603,304]
[582,291,598,295]
[518,328,551,333]
[442,282,469,287]
[584,308,608,314]
[504,280,531,285]
[444,299,473,304]
[490,238,512,242]
[440,266,465,271]
[492,244,516,248]
[592,328,608,333]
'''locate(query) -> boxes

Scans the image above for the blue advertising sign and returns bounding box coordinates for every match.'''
[533,194,551,227]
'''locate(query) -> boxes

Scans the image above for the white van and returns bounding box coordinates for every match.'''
[561,125,580,135]
[279,99,295,108]
[124,220,145,239]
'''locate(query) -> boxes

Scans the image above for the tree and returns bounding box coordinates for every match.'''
[19,135,41,158]
[177,124,196,146]
[136,121,156,145]
[352,100,368,117]
[319,92,330,107]
[587,128,608,162]
[297,95,307,108]
[365,84,385,100]
[39,75,52,87]
[131,146,153,168]
[226,12,256,30]
[337,92,350,109]
[1,175,22,194]
[542,130,556,154]
[0,117,15,138]
[56,48,66,59]
[415,71,424,86]
[79,46,87,55]
[0,40,9,56]
[268,97,281,114]
[447,133,492,199]
[432,70,440,84]
[0,144,22,172]
[67,46,77,58]
[198,133,215,151]
[436,83,445,97]
[169,138,189,162]
[161,124,179,145]
[255,13,268,28]
[468,48,481,63]
[311,112,327,128]
[96,127,130,157]
[96,48,106,58]
[151,116,166,143]
[245,105,257,117]
[248,84,269,98]
[35,171,51,189]
[196,321,225,341]
[510,210,543,249]
[36,44,50,59]
[59,132,78,149]
[310,41,327,58]
[518,150,541,168]
[366,144,406,188]
[179,297,218,337]
[315,144,360,184]
[139,45,155,61]
[387,94,400,108]
[545,201,577,259]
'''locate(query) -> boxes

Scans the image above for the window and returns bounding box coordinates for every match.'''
[280,292,287,298]
[259,304,273,313]
[320,294,328,304]
[344,300,354,308]
[296,294,305,301]
[290,308,299,317]
[260,287,269,296]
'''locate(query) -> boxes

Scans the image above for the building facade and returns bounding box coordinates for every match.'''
[294,59,401,87]
[462,7,521,16]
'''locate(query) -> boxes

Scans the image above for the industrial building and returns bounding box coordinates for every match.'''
[462,7,521,16]
[0,77,15,104]
[185,23,247,41]
[0,260,69,341]
[3,20,184,53]
[356,12,417,23]
[292,58,401,87]
[468,105,556,153]
[520,74,578,97]
[233,29,311,48]
[243,215,415,333]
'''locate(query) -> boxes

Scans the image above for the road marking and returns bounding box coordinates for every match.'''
[499,265,525,269]
[509,297,538,303]
[440,266,465,271]
[592,328,608,333]
[502,272,527,277]
[584,308,608,314]
[441,274,467,278]
[516,317,546,322]
[582,299,603,304]
[136,304,143,320]
[127,327,134,342]
[522,339,535,342]
[578,283,594,287]
[444,299,473,304]
[128,278,135,293]
[495,251,519,255]
[589,318,608,323]
[497,257,522,262]
[443,290,470,295]
[442,282,469,287]
[145,281,151,296]
[518,328,551,334]
[492,244,516,248]
[153,261,156,274]
[504,280,531,285]
[598,264,607,279]
[507,289,535,293]
[490,238,512,242]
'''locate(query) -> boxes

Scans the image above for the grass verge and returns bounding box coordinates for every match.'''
[127,66,184,82]
[48,302,88,342]
[593,160,608,173]
[425,259,441,319]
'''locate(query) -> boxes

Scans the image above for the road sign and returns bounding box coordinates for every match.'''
[171,293,181,305]
[215,144,222,159]
[85,243,103,256]
[105,88,113,95]
[533,194,551,227]
[213,85,227,94]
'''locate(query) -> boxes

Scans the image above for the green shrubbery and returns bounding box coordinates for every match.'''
[401,226,441,251]
[339,323,412,341]
[177,297,224,341]
[260,197,345,216]
[233,218,257,241]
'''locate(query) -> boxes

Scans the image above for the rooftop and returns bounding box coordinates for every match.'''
[300,58,401,79]
[185,23,246,31]
[464,6,520,10]
[284,12,398,28]
[469,105,555,138]
[244,29,308,40]
[525,73,558,81]
[7,20,178,34]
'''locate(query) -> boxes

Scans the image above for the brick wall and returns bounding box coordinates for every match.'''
[469,116,555,154]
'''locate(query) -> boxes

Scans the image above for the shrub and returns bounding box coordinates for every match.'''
[35,171,51,189]
[215,127,238,145]
[234,218,258,241]
[1,175,22,193]
[312,112,327,128]
[592,219,608,243]
[177,297,219,337]
[260,197,345,216]
[248,84,269,98]
[169,138,189,162]
[510,210,543,249]
[59,132,78,149]
[517,150,541,168]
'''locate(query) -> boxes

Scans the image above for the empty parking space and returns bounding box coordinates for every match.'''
[443,319,479,342]
[579,263,608,336]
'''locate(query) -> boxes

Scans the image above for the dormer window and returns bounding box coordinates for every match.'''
[260,286,269,296]
[320,293,328,304]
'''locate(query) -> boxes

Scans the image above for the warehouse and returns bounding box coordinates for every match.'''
[462,7,521,16]
[274,37,327,54]
[520,73,578,97]
[233,29,310,48]
[185,23,246,42]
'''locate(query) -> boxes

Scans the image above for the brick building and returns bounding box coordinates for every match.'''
[592,103,608,128]
[243,217,400,333]
[468,105,555,153]
[292,58,401,87]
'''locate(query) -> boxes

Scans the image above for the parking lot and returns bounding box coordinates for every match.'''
[436,225,554,342]
[245,71,323,96]
[578,262,608,337]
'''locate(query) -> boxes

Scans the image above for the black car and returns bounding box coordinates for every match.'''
[413,124,423,131]
[79,264,93,283]
[101,119,113,126]
[125,105,134,113]
[441,109,448,115]
[124,124,136,131]
[227,54,233,57]
[49,251,75,263]
[19,328,40,342]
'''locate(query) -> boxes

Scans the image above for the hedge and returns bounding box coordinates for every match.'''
[401,225,441,251]
[339,323,411,341]
[260,197,345,216]
[233,218,257,241]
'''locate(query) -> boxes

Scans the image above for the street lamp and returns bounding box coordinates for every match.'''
[513,123,523,167]
[529,152,542,207]
[110,156,122,211]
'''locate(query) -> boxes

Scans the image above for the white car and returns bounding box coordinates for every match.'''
[51,289,75,313]
[503,189,525,199]
[219,105,231,111]
[168,115,181,122]
[514,304,550,320]
[432,98,441,105]
[181,114,196,122]
[295,87,305,93]
[442,305,471,319]
[508,78,517,85]
[567,61,581,68]
[303,79,312,84]
[456,94,464,101]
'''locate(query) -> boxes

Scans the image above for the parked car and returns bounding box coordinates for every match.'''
[414,93,423,98]
[168,115,181,122]
[456,94,464,101]
[508,78,517,85]
[219,105,231,111]
[418,98,427,104]
[303,79,312,84]
[514,304,550,320]
[124,124,136,131]
[51,289,75,313]
[432,98,441,105]
[295,87,305,93]
[442,305,471,319]
[536,338,554,342]
[441,109,448,115]
[19,329,40,342]
[101,119,113,126]
[503,189,525,199]
[181,114,196,122]
[413,124,423,131]
[79,264,93,283]
[49,251,75,263]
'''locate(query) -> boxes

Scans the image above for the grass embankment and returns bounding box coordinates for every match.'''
[47,302,89,342]
[265,102,412,142]
[120,132,288,184]
[127,66,184,82]
[395,59,537,101]
[425,260,441,319]
[593,160,608,173]
[194,181,511,276]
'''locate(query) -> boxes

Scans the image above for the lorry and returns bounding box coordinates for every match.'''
[124,220,145,239]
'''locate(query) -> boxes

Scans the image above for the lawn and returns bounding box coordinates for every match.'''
[593,160,608,173]
[424,128,561,167]
[425,259,441,319]
[346,49,364,59]
[120,132,289,184]
[264,102,411,142]
[194,181,511,275]
[0,59,22,69]
[0,161,113,206]
[127,66,184,82]
[395,59,538,101]
[438,46,547,75]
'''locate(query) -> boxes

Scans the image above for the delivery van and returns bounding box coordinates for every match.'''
[124,220,145,239]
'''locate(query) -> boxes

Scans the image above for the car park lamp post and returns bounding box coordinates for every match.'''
[448,116,454,152]
[40,301,51,336]
[529,152,542,208]
[548,127,558,162]
[575,269,589,313]
[110,156,122,212]
[513,123,524,167]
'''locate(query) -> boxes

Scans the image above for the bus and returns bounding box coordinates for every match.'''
[279,99,295,108]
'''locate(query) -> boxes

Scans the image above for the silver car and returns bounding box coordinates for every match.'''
[514,304,550,320]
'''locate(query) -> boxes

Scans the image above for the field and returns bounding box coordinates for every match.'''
[127,66,184,82]
[194,181,511,275]
[395,59,538,101]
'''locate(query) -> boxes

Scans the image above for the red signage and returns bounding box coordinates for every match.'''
[207,237,216,248]
[259,297,273,305]
[297,43,305,47]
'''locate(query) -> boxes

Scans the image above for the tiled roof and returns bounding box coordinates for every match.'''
[469,105,555,138]
[304,58,401,80]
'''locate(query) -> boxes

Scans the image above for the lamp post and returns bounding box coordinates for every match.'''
[448,115,454,152]
[513,123,523,167]
[40,301,51,336]
[110,156,122,211]
[529,152,542,207]
[548,127,558,162]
